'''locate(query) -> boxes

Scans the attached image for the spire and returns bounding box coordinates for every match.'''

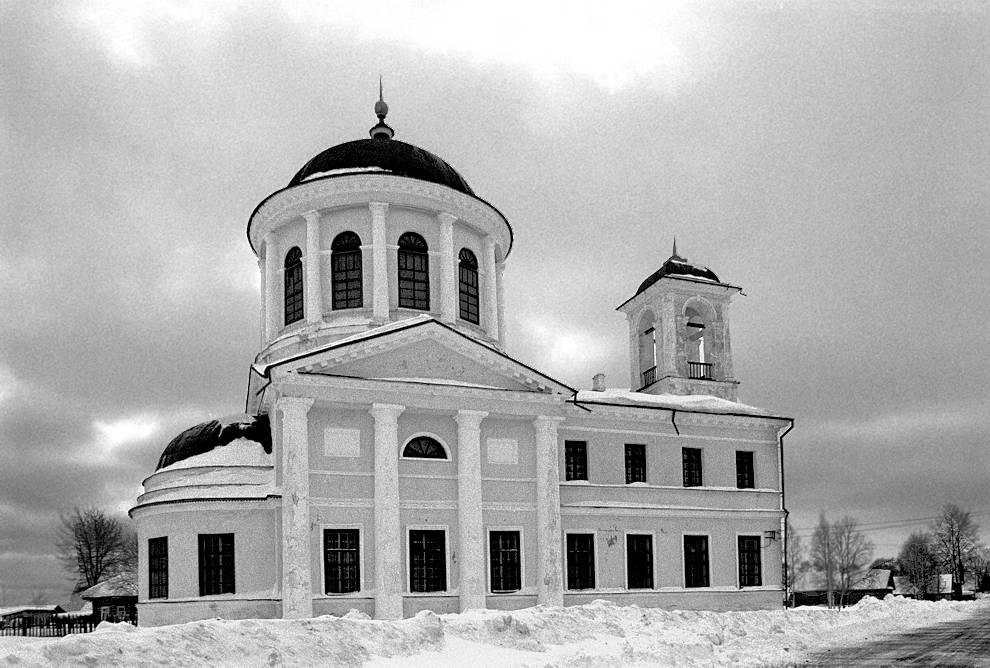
[370,76,394,140]
[670,236,685,262]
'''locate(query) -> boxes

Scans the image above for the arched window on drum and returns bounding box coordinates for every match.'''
[331,231,363,310]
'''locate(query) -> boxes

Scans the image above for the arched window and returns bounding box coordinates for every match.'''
[402,436,447,459]
[684,303,713,380]
[331,231,363,310]
[638,310,657,388]
[284,247,304,325]
[398,232,429,310]
[458,248,479,324]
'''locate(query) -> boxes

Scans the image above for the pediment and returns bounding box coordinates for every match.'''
[264,319,572,395]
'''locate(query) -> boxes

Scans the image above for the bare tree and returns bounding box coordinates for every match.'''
[898,531,939,599]
[810,512,836,608]
[932,504,980,599]
[56,507,134,593]
[832,516,874,608]
[786,518,810,605]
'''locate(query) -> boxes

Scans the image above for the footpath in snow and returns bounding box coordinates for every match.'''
[1,596,986,667]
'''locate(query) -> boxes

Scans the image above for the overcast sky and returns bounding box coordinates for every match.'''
[2,1,989,603]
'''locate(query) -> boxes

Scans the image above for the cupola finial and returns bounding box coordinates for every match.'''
[370,76,394,140]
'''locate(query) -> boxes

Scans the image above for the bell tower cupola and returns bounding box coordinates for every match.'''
[616,241,742,401]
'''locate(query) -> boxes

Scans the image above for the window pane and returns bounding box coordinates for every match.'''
[402,436,446,459]
[458,249,480,324]
[149,536,168,599]
[198,533,235,596]
[625,444,646,484]
[565,441,588,481]
[489,531,521,592]
[566,534,595,590]
[736,451,755,489]
[398,233,430,310]
[331,234,363,310]
[684,536,709,588]
[409,530,446,592]
[324,529,360,593]
[682,448,703,487]
[738,535,762,587]
[284,248,304,325]
[626,534,653,589]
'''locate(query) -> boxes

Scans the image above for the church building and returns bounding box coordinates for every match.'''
[131,94,793,626]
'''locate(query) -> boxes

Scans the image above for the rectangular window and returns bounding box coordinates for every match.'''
[625,443,646,484]
[148,536,168,599]
[398,251,430,310]
[489,531,522,592]
[331,251,363,309]
[682,447,703,487]
[684,535,710,588]
[458,263,480,324]
[565,440,588,481]
[198,533,235,596]
[324,529,360,594]
[626,534,653,589]
[738,535,762,587]
[566,533,595,590]
[736,451,755,489]
[409,529,446,592]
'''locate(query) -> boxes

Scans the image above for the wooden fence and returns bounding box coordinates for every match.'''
[0,617,133,637]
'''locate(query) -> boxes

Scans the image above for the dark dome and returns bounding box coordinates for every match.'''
[635,254,721,296]
[156,414,271,471]
[288,138,475,196]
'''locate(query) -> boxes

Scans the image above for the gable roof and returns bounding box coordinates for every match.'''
[79,574,137,599]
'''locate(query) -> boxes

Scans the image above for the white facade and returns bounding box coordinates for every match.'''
[132,108,792,626]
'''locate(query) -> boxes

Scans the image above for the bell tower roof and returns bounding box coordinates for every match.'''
[633,240,723,297]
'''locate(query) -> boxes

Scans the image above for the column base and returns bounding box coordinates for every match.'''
[375,593,404,620]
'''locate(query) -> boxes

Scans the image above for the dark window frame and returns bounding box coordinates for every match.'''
[331,231,363,310]
[738,535,763,587]
[148,536,168,599]
[283,247,304,325]
[198,533,235,596]
[402,436,448,460]
[736,451,755,489]
[489,530,522,593]
[409,529,447,592]
[398,232,430,311]
[626,533,654,589]
[324,528,361,594]
[683,535,710,588]
[566,533,596,590]
[682,447,703,487]
[564,440,588,481]
[458,248,480,324]
[625,443,647,484]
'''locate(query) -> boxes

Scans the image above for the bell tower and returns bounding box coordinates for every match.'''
[616,242,742,400]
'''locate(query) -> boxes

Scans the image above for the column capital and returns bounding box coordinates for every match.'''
[369,201,389,216]
[370,403,405,421]
[437,211,458,227]
[454,409,488,428]
[276,396,314,416]
[302,209,321,224]
[533,415,565,429]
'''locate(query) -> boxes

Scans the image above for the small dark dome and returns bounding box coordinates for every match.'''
[156,414,271,471]
[288,139,475,196]
[635,254,721,296]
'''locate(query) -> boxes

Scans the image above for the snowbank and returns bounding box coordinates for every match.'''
[1,597,985,667]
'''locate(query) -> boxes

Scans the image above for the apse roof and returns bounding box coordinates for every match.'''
[156,413,271,471]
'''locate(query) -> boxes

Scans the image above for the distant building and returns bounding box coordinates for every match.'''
[131,96,793,625]
[792,568,894,606]
[79,574,137,623]
[0,605,63,630]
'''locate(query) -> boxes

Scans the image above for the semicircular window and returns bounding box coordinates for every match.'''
[398,232,430,310]
[331,231,363,310]
[402,436,447,459]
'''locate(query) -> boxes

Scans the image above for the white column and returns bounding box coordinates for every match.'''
[303,210,322,325]
[455,409,488,611]
[660,294,678,378]
[264,233,278,341]
[277,396,315,619]
[482,236,499,339]
[495,262,506,346]
[370,202,390,321]
[438,212,457,323]
[371,402,405,619]
[534,415,564,606]
[258,256,267,349]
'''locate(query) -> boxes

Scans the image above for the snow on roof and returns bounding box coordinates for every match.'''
[0,605,62,617]
[301,166,390,181]
[157,438,271,472]
[80,574,137,600]
[574,388,772,416]
[855,569,893,590]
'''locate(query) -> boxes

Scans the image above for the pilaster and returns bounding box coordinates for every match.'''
[277,396,315,619]
[264,233,278,341]
[533,415,564,607]
[482,236,499,339]
[495,262,506,346]
[659,294,678,378]
[303,210,322,325]
[438,212,457,323]
[370,202,390,321]
[455,409,488,611]
[258,256,267,349]
[371,402,405,619]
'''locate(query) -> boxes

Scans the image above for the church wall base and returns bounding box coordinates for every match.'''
[563,589,783,611]
[137,599,281,627]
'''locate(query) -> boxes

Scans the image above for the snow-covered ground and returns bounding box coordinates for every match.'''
[1,596,986,667]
